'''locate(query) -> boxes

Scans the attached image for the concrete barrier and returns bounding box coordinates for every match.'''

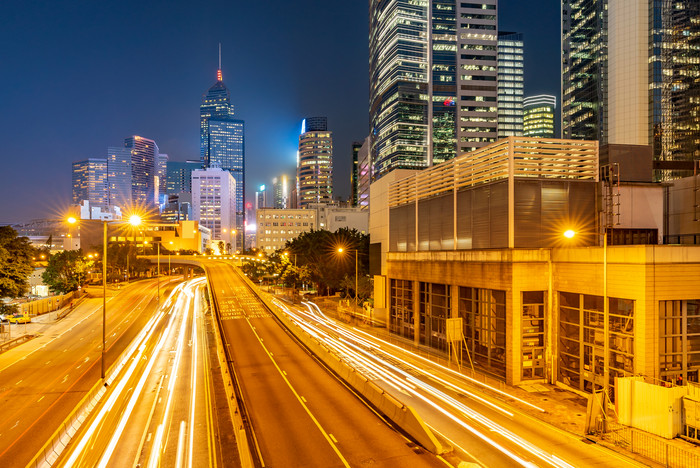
[234,268,444,455]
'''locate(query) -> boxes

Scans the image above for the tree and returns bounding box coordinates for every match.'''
[217,240,225,255]
[0,226,35,298]
[42,250,94,294]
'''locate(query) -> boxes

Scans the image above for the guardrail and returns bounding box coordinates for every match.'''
[233,268,444,455]
[0,334,35,354]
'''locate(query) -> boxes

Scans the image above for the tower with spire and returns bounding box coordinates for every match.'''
[199,44,245,249]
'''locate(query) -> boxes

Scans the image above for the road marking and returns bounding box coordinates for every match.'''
[300,396,306,402]
[62,375,68,383]
[15,380,22,385]
[147,433,152,442]
[245,316,350,467]
[45,361,51,365]
[11,421,18,429]
[37,396,44,403]
[282,370,287,375]
[329,434,338,443]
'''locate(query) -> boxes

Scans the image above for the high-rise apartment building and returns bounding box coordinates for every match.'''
[255,185,268,210]
[200,48,245,244]
[192,166,236,249]
[523,95,556,138]
[357,137,371,210]
[497,32,524,138]
[297,117,333,208]
[72,158,108,209]
[369,0,498,181]
[166,160,201,195]
[562,0,700,180]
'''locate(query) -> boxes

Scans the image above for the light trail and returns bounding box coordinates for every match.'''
[269,298,576,468]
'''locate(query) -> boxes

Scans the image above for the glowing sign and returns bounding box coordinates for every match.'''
[443,97,456,106]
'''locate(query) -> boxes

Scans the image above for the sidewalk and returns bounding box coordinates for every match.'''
[300,294,700,468]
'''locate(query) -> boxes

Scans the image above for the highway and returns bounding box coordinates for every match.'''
[202,259,447,467]
[56,277,230,467]
[271,300,648,468]
[0,279,168,468]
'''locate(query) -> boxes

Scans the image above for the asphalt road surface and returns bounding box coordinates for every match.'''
[202,259,446,468]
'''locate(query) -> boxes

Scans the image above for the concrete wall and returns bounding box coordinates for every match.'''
[667,175,700,238]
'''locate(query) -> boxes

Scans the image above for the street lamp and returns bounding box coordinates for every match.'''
[67,213,142,380]
[337,247,359,311]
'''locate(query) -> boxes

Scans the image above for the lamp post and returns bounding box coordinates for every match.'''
[68,213,142,380]
[337,247,359,310]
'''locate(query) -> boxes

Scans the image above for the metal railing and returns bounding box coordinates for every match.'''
[601,420,700,468]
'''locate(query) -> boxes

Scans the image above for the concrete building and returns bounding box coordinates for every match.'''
[370,137,700,395]
[309,203,369,234]
[369,0,499,181]
[165,160,200,195]
[297,117,333,208]
[497,32,524,138]
[523,95,556,138]
[192,166,236,250]
[256,208,317,253]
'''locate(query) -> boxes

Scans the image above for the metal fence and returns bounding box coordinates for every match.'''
[602,420,700,468]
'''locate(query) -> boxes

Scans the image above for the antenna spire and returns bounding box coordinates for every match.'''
[217,43,223,82]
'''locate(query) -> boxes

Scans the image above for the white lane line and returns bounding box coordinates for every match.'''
[37,396,44,403]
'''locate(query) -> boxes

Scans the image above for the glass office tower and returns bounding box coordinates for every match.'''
[369,0,498,181]
[72,158,108,209]
[297,117,333,208]
[200,57,245,243]
[497,32,524,138]
[523,95,556,138]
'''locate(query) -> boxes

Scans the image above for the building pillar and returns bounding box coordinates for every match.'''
[413,280,421,346]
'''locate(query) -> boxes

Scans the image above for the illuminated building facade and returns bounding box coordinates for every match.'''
[371,137,700,393]
[523,95,556,138]
[297,117,333,208]
[200,50,245,245]
[369,0,499,181]
[563,0,700,180]
[192,166,236,249]
[166,160,201,195]
[497,32,524,138]
[351,141,362,207]
[124,135,158,207]
[272,175,289,209]
[72,158,108,210]
[107,146,132,209]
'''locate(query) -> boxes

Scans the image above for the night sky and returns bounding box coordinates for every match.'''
[0,0,560,224]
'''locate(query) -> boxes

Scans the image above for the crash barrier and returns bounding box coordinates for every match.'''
[204,269,258,468]
[0,334,35,354]
[234,269,444,455]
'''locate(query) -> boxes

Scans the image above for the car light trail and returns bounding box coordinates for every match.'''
[270,299,575,468]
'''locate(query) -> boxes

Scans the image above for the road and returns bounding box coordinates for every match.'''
[202,259,446,467]
[0,279,170,468]
[56,277,231,467]
[271,299,647,468]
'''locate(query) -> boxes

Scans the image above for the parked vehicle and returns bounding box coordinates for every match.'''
[8,314,31,324]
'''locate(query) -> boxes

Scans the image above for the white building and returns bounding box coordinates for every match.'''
[192,166,236,251]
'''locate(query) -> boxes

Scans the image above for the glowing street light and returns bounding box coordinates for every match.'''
[337,247,359,311]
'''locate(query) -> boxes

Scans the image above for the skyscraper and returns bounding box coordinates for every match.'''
[497,32,524,138]
[562,0,700,180]
[369,0,498,181]
[156,152,169,205]
[523,95,556,138]
[200,47,245,243]
[272,175,289,209]
[124,136,158,207]
[166,160,201,195]
[351,142,362,207]
[72,158,108,209]
[297,117,333,208]
[107,146,132,209]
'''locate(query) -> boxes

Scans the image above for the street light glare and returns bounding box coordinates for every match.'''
[67,216,77,224]
[129,214,142,226]
[338,247,344,253]
[563,229,576,239]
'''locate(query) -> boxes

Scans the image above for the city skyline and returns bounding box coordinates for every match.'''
[0,1,560,223]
